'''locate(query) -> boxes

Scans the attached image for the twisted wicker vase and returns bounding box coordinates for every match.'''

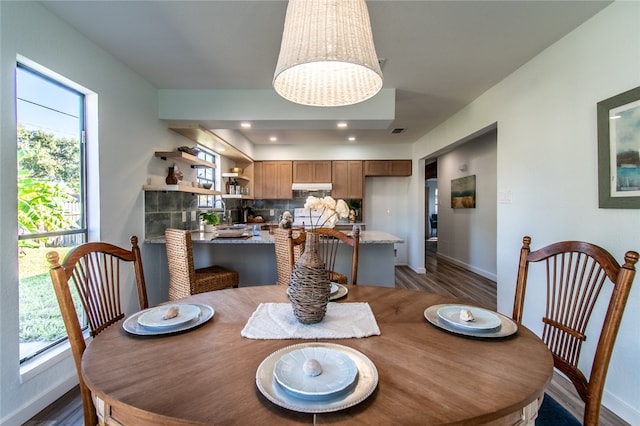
[288,232,331,324]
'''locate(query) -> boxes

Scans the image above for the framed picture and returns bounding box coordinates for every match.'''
[597,86,640,208]
[451,175,476,208]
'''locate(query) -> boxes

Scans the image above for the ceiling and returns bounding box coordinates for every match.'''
[41,0,610,146]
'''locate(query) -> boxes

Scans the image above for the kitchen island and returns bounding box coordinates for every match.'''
[146,230,403,287]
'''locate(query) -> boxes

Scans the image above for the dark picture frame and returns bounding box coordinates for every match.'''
[597,86,640,208]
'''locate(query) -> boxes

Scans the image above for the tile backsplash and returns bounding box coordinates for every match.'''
[144,190,362,238]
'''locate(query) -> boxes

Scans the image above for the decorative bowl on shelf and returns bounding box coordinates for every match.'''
[202,183,213,190]
[177,146,200,156]
[230,167,243,174]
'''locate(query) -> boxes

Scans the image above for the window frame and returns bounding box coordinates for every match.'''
[16,62,89,364]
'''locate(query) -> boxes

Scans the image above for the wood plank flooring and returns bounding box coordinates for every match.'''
[25,240,628,425]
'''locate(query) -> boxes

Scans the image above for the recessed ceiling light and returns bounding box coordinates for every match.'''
[270,136,278,142]
[241,122,251,128]
[337,122,348,128]
[348,136,356,141]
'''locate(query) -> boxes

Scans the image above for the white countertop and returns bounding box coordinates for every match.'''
[146,230,403,245]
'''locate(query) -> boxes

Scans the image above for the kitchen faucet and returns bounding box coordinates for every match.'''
[213,197,227,223]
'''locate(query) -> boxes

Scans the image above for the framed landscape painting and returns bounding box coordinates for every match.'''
[597,86,640,208]
[451,175,476,209]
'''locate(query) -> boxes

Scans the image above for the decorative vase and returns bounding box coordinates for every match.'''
[288,232,331,324]
[165,166,178,185]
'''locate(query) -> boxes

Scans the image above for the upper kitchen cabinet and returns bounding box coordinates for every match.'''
[292,161,332,183]
[332,160,363,199]
[254,161,292,199]
[364,160,412,177]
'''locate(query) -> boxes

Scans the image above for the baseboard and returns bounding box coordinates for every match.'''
[603,389,639,425]
[2,375,78,426]
[436,253,497,281]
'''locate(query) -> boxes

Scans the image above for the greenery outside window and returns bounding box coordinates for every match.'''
[16,63,88,363]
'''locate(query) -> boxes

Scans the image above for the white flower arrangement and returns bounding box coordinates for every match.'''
[304,196,350,228]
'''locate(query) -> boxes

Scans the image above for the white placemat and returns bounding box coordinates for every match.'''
[241,302,381,339]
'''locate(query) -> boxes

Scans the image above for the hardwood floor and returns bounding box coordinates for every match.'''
[25,239,628,425]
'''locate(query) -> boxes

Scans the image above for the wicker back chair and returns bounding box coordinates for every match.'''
[273,227,304,286]
[165,228,238,300]
[289,227,360,285]
[512,236,637,425]
[48,236,148,426]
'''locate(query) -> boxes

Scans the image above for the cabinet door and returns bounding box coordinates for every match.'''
[253,161,263,198]
[276,161,292,199]
[332,161,363,199]
[261,161,278,198]
[312,161,332,182]
[346,160,363,198]
[332,161,349,199]
[293,161,331,182]
[389,160,412,176]
[292,161,313,183]
[364,160,412,176]
[363,160,389,176]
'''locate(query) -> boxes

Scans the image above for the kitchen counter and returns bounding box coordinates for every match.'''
[146,230,403,245]
[145,229,403,287]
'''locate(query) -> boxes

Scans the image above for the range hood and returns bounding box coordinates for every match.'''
[291,182,332,191]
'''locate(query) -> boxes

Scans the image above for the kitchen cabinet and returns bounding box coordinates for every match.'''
[364,160,412,177]
[254,161,292,199]
[332,160,363,199]
[292,161,332,183]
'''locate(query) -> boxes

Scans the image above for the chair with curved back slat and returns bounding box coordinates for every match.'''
[512,236,637,425]
[48,236,149,426]
[289,227,360,285]
[165,228,239,300]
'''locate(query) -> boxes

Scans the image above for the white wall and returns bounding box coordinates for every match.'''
[436,129,497,280]
[0,2,183,424]
[409,2,640,423]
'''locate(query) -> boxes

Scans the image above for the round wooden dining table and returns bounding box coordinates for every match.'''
[82,285,553,425]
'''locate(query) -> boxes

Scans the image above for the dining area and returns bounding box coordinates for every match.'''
[80,285,553,425]
[43,228,638,426]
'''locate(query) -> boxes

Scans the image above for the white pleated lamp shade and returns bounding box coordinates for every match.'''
[273,0,383,107]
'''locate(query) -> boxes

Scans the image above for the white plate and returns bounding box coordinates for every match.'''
[437,305,501,331]
[329,284,348,301]
[330,283,339,295]
[256,342,378,413]
[274,347,358,399]
[424,304,517,339]
[123,304,214,336]
[137,304,201,328]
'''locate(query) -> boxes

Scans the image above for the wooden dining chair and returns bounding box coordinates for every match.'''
[289,227,360,285]
[512,236,637,426]
[165,228,238,300]
[48,236,149,426]
[273,227,304,286]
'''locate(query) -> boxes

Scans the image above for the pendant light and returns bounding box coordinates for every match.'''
[273,0,383,107]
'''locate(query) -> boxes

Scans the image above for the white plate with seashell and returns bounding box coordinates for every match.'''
[273,346,358,399]
[123,304,214,336]
[137,304,201,328]
[436,305,502,331]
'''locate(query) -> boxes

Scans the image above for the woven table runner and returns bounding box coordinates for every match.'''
[240,302,381,339]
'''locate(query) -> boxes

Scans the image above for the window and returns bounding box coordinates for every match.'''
[16,64,88,363]
[197,147,219,208]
